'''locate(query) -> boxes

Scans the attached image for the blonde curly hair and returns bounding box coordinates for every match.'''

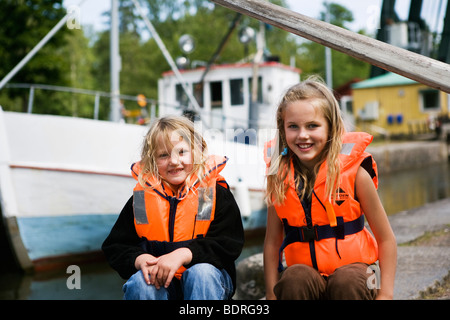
[138,115,209,194]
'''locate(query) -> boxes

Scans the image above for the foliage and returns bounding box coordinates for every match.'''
[0,0,372,118]
[297,3,371,89]
[0,0,69,113]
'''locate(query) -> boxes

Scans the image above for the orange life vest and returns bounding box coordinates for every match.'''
[268,132,379,276]
[131,155,228,279]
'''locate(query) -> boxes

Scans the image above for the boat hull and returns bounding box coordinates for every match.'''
[12,214,117,272]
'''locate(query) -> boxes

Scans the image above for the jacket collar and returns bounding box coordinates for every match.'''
[131,155,227,199]
[287,132,373,188]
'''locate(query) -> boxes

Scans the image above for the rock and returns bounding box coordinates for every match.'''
[235,253,265,300]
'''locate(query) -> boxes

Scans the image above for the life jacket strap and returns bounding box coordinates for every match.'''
[278,215,365,272]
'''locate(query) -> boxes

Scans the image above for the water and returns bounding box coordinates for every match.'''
[1,162,449,300]
[378,162,450,215]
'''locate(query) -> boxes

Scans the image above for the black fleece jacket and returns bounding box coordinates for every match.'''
[101,184,244,292]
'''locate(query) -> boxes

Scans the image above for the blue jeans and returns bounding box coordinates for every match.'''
[123,263,233,300]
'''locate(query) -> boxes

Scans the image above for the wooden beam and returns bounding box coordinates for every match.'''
[211,0,450,93]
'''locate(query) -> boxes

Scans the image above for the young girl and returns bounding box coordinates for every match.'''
[263,77,397,300]
[102,115,244,300]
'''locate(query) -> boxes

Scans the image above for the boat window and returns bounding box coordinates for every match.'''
[230,79,244,106]
[176,83,190,108]
[210,81,222,109]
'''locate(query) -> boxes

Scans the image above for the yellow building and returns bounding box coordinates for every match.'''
[351,72,449,137]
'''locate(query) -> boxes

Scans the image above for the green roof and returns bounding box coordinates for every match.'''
[352,72,418,89]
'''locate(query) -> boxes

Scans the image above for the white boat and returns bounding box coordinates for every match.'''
[0,100,271,272]
[0,0,305,272]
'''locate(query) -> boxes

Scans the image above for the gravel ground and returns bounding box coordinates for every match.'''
[407,229,450,300]
[388,198,450,300]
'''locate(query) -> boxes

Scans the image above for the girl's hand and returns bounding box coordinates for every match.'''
[375,291,394,300]
[145,248,193,289]
[134,253,158,285]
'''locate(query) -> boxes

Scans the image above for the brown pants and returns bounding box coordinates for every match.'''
[274,263,378,300]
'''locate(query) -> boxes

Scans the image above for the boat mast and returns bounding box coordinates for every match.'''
[110,0,121,122]
[131,0,203,119]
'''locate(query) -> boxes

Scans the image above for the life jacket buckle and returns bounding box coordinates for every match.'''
[301,226,318,242]
[332,216,345,239]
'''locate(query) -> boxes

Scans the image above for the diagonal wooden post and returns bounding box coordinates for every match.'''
[211,0,450,93]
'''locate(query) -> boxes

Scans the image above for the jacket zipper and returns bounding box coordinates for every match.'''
[168,196,180,242]
[302,194,318,270]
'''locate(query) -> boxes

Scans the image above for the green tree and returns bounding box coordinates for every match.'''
[297,2,371,88]
[0,0,69,113]
[87,0,301,119]
[58,27,97,118]
[0,0,370,118]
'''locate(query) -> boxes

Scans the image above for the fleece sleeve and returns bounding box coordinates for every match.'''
[101,196,146,280]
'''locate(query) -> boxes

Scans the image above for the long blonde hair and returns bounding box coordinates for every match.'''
[266,76,345,206]
[138,115,208,194]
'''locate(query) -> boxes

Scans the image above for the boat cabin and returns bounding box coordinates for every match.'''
[157,61,301,131]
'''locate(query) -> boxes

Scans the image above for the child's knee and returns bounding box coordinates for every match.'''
[182,263,232,300]
[123,271,170,300]
[183,263,219,280]
[274,264,326,299]
[123,271,147,299]
[123,271,147,290]
[326,263,376,300]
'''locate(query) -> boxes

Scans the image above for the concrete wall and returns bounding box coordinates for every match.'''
[368,140,448,174]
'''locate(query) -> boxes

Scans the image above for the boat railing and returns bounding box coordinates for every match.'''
[3,82,273,135]
[4,82,163,121]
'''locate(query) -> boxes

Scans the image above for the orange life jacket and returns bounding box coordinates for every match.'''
[131,155,228,279]
[267,132,379,276]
